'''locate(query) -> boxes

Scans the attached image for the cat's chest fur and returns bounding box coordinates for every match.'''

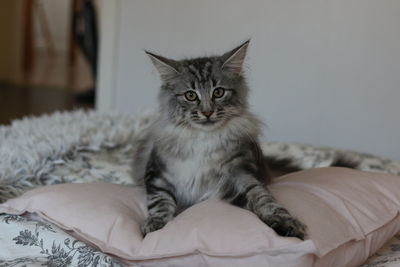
[159,132,228,206]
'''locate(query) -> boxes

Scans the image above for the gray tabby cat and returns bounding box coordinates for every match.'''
[132,40,306,239]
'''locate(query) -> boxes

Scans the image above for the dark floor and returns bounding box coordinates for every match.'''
[0,48,95,125]
[0,83,93,125]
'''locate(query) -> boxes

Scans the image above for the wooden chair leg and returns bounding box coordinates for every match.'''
[68,0,80,66]
[22,0,34,73]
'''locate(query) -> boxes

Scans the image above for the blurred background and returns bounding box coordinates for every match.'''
[1,0,399,160]
[0,0,97,125]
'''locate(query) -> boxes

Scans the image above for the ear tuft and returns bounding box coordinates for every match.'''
[145,51,179,81]
[221,40,250,75]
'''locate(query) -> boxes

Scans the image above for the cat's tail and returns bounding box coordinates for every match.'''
[264,152,360,177]
[262,142,400,177]
[262,142,361,177]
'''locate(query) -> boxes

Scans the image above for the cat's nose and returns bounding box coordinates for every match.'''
[201,110,214,118]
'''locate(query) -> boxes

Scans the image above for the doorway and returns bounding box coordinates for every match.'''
[0,0,97,125]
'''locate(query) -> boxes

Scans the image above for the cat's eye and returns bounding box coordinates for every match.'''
[184,91,198,101]
[213,87,225,98]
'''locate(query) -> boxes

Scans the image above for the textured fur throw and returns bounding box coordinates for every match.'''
[0,110,399,203]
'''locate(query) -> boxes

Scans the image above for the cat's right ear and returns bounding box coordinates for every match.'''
[145,51,180,82]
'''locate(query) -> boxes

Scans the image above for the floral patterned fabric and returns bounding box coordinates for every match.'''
[0,214,124,267]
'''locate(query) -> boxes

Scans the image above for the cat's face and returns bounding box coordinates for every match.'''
[147,41,250,131]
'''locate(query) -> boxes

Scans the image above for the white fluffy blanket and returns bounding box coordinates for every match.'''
[1,109,399,203]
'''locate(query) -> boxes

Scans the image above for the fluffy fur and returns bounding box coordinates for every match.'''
[0,110,149,203]
[133,41,307,239]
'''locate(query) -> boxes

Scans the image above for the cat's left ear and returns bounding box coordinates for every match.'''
[221,40,250,75]
[145,51,180,82]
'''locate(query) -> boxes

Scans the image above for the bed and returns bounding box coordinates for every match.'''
[0,110,399,266]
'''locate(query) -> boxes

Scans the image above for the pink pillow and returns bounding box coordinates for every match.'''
[1,167,400,267]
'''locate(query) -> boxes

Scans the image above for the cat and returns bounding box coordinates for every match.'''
[131,40,306,239]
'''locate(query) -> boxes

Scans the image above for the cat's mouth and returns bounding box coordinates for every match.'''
[192,119,220,128]
[201,120,217,125]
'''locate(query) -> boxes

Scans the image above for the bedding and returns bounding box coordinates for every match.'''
[2,168,400,267]
[362,234,400,267]
[0,110,399,266]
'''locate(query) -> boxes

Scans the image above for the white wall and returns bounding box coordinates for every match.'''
[97,0,400,160]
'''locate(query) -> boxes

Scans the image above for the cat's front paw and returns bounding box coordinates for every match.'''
[141,216,168,236]
[264,212,307,240]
